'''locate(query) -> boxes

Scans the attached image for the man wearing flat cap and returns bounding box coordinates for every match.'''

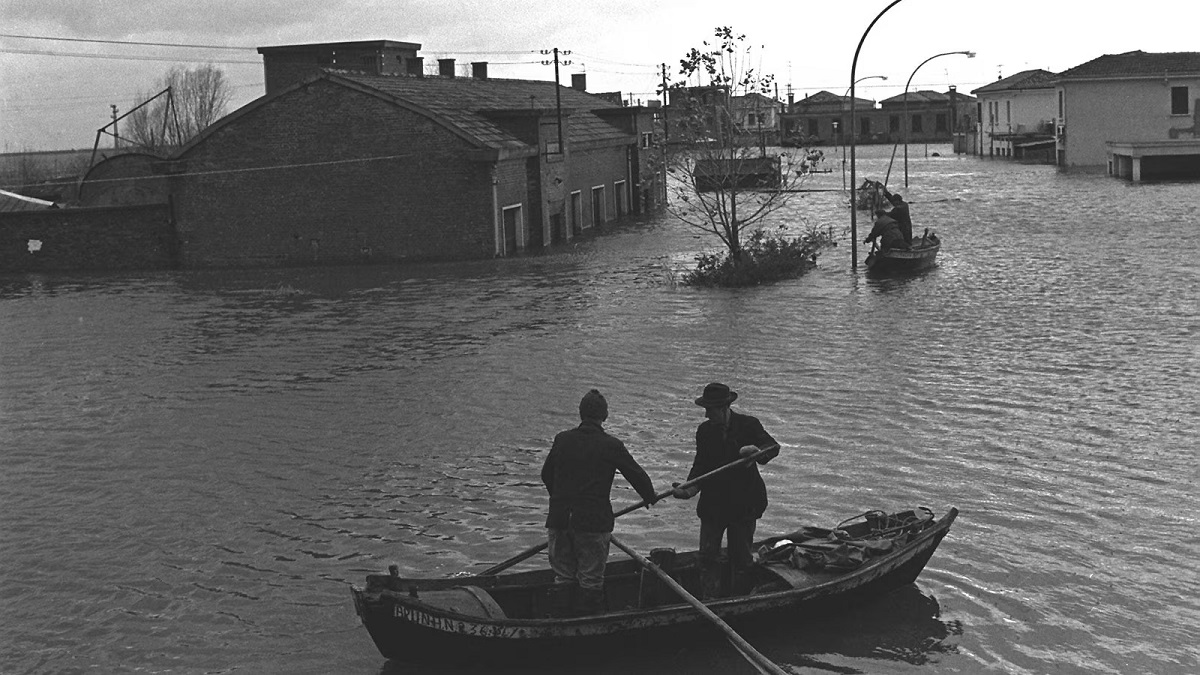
[673,382,779,598]
[542,389,658,615]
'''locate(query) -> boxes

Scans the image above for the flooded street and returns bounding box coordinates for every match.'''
[1,145,1197,675]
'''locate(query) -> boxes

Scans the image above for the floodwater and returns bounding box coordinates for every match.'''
[1,145,1197,675]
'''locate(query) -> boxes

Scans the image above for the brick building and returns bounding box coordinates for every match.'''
[41,41,666,269]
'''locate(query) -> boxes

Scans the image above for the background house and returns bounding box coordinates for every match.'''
[780,91,876,146]
[165,65,662,267]
[779,88,974,148]
[878,89,976,148]
[1056,50,1200,180]
[971,69,1058,162]
[731,92,782,145]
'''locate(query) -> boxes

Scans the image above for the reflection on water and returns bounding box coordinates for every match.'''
[1,146,1197,675]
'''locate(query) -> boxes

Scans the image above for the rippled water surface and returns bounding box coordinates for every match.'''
[2,146,1197,675]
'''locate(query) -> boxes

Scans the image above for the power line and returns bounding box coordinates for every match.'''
[0,82,263,112]
[4,151,437,193]
[0,33,253,51]
[0,47,260,64]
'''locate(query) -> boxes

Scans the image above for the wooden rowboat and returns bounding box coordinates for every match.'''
[865,230,941,274]
[350,506,958,665]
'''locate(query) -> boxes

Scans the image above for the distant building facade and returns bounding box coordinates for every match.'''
[779,88,975,148]
[1055,50,1200,180]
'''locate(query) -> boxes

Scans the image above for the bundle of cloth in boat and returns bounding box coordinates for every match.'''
[755,533,891,571]
[754,509,935,572]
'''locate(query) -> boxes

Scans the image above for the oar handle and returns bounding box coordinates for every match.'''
[479,443,780,576]
[614,442,779,518]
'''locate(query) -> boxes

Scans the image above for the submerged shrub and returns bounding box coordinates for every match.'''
[683,226,836,287]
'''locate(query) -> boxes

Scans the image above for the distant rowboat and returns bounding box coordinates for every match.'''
[866,230,941,273]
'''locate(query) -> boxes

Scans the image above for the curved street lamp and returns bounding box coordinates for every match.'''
[850,0,904,269]
[903,50,975,188]
[842,75,887,190]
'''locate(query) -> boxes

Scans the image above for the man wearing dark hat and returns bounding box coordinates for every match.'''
[888,193,914,245]
[542,389,659,615]
[672,383,779,598]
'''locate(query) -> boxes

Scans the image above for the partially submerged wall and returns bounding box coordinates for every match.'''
[0,204,176,272]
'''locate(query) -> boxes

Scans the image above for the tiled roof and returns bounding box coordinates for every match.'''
[796,90,874,108]
[334,71,632,151]
[878,89,976,105]
[972,69,1058,94]
[880,90,947,105]
[1057,51,1200,80]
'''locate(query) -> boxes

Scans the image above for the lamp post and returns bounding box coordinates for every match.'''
[903,50,975,188]
[841,75,887,190]
[850,0,904,269]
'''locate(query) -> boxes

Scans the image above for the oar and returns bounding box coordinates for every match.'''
[610,534,791,675]
[479,443,780,576]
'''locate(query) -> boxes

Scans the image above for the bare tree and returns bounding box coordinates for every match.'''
[664,28,810,262]
[125,64,233,152]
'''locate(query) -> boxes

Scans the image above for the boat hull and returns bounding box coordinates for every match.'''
[865,233,940,273]
[352,508,958,664]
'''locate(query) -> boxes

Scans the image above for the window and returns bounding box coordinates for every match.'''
[1006,100,1011,125]
[936,114,947,132]
[808,118,818,136]
[1058,90,1064,119]
[889,115,900,132]
[1171,86,1190,115]
[911,115,923,133]
[860,117,871,135]
[640,132,653,149]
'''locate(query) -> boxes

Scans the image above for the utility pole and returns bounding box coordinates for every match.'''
[660,63,671,144]
[540,48,572,154]
[111,104,120,148]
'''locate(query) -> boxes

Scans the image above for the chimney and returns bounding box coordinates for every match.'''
[406,56,424,77]
[571,73,587,91]
[438,58,455,77]
[472,61,488,79]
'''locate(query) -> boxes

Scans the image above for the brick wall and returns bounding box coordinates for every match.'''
[0,204,175,272]
[171,80,500,267]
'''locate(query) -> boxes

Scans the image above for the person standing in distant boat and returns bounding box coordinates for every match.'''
[672,383,779,598]
[888,193,914,245]
[542,389,659,616]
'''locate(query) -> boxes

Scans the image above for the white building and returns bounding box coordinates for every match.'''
[971,70,1058,161]
[1056,51,1200,180]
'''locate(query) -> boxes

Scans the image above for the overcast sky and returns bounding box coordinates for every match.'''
[1,0,1195,151]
